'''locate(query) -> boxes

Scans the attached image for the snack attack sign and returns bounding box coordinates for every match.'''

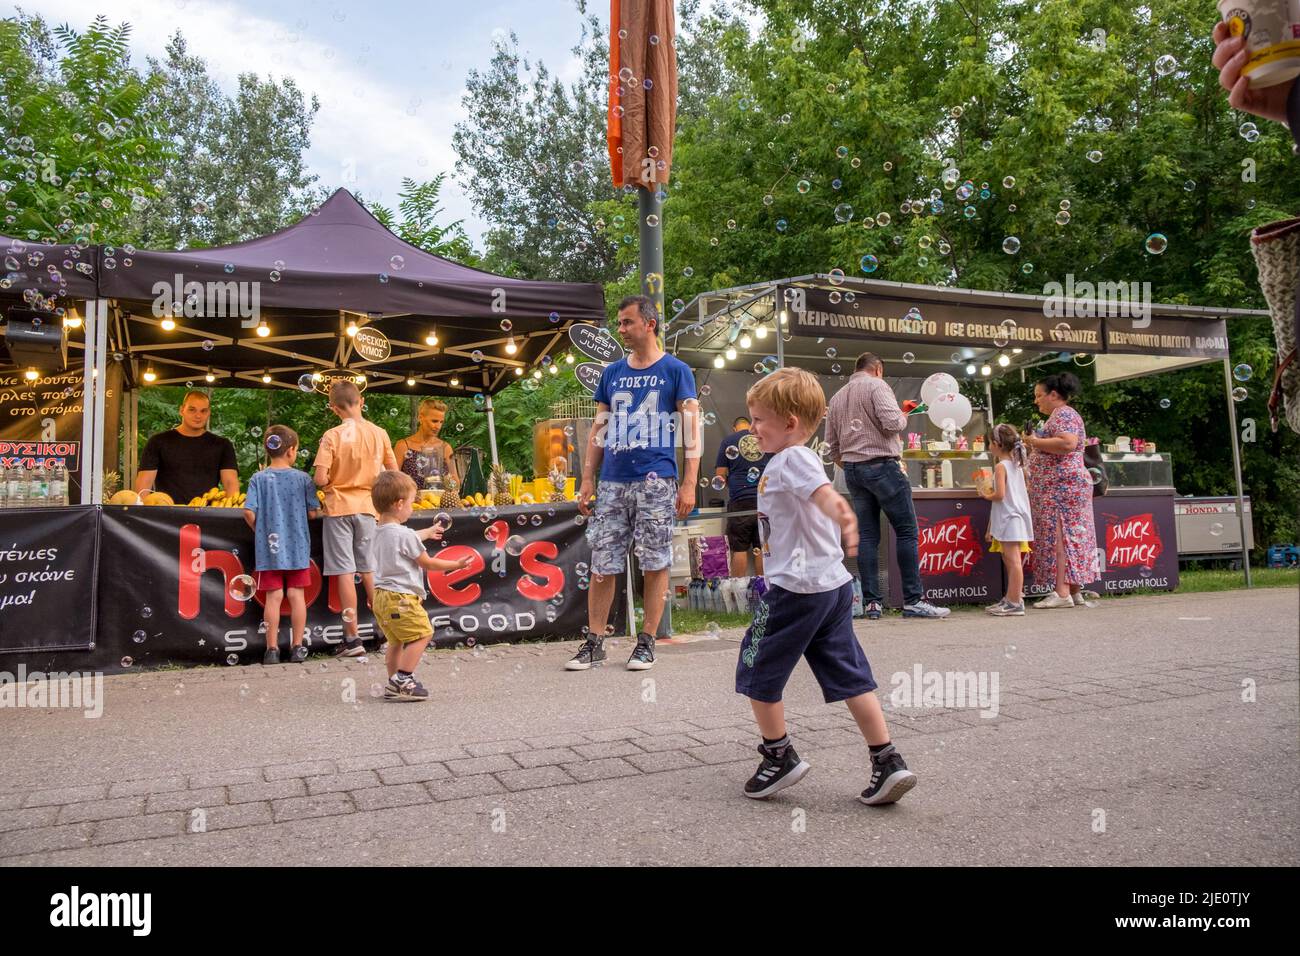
[886,498,1002,606]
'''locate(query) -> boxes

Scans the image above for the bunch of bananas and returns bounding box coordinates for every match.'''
[185,487,249,509]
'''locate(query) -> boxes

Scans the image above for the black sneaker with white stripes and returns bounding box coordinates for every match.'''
[859,744,917,805]
[626,632,655,670]
[743,742,811,799]
[565,629,607,671]
[384,674,429,702]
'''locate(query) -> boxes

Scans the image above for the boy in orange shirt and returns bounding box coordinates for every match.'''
[313,380,398,658]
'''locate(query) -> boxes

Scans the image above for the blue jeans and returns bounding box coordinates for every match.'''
[843,459,923,606]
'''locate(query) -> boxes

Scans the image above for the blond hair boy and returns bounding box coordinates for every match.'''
[737,367,917,805]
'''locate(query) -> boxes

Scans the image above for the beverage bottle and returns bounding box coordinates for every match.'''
[9,464,28,508]
[0,466,7,509]
[48,462,67,506]
[29,463,49,506]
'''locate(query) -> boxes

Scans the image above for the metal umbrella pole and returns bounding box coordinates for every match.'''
[1222,358,1253,587]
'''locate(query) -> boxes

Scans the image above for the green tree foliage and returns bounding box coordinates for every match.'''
[125,32,322,249]
[0,14,168,252]
[367,174,476,264]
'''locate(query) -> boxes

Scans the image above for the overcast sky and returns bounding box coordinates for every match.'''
[18,0,597,245]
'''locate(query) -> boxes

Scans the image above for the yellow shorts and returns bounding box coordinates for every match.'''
[372,589,433,644]
[988,539,1032,554]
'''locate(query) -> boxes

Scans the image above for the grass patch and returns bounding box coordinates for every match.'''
[1174,567,1298,593]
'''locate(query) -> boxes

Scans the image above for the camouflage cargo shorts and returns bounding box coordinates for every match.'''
[586,478,677,576]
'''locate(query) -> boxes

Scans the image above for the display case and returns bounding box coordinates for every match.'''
[1101,452,1173,489]
[901,452,992,491]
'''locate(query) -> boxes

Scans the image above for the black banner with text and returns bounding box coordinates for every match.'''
[90,502,620,670]
[0,505,98,654]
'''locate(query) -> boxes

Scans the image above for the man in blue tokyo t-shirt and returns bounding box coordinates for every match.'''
[569,295,701,674]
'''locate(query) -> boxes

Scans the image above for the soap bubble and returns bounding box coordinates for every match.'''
[1233,363,1253,382]
[1159,397,1172,410]
[796,179,811,194]
[297,373,315,392]
[1231,386,1248,403]
[710,476,726,492]
[1002,175,1016,189]
[1056,210,1071,225]
[903,352,915,364]
[228,575,256,601]
[859,255,879,274]
[1086,150,1103,163]
[876,212,891,227]
[833,203,854,223]
[826,347,837,358]
[1144,233,1168,255]
[725,445,739,460]
[1001,236,1021,255]
[747,467,760,482]
[775,219,788,232]
[505,535,526,556]
[1154,54,1178,76]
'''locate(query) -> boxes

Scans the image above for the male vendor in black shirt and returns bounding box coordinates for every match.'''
[135,390,239,503]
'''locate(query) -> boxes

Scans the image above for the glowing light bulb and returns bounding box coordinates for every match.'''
[262,371,272,384]
[346,321,358,337]
[980,364,992,376]
[739,334,752,349]
[548,363,558,375]
[713,356,725,368]
[23,367,39,382]
[64,314,82,329]
[450,376,460,386]
[160,316,176,331]
[205,369,216,383]
[997,353,1010,367]
[256,321,270,337]
[425,330,438,346]
[564,353,575,364]
[513,367,522,376]
[965,364,976,376]
[505,337,518,355]
[143,367,157,383]
[755,325,767,339]
[406,375,416,386]
[725,347,737,360]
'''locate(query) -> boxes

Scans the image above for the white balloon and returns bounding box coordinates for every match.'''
[928,391,972,430]
[920,373,959,406]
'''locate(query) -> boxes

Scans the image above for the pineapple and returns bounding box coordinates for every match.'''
[439,477,461,510]
[547,465,567,503]
[490,463,513,507]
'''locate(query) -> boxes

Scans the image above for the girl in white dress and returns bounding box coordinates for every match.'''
[980,424,1034,616]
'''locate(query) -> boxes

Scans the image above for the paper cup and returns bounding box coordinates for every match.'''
[1220,0,1300,89]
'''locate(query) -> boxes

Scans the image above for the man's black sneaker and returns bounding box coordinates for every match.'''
[334,638,367,659]
[290,645,309,663]
[865,601,883,620]
[744,742,811,799]
[859,745,917,805]
[626,632,655,670]
[385,675,429,702]
[565,630,607,671]
[262,647,280,665]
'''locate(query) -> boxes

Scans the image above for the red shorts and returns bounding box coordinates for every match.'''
[256,568,312,592]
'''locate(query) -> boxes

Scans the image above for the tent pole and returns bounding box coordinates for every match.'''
[485,395,500,468]
[1221,358,1252,587]
[92,299,108,504]
[78,299,99,504]
[984,380,995,438]
[776,286,785,369]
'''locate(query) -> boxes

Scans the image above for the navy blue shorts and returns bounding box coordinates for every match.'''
[735,582,878,704]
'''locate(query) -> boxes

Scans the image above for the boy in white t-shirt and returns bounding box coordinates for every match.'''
[737,368,917,805]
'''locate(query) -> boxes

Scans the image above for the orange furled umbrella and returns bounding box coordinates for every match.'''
[608,0,677,190]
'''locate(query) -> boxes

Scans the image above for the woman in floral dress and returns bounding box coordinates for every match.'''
[1023,372,1097,608]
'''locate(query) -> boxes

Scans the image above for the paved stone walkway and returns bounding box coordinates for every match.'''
[1,588,1296,865]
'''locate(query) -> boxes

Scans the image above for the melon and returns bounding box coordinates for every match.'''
[143,491,175,506]
[109,490,140,506]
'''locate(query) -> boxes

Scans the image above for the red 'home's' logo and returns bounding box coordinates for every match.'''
[1105,513,1163,569]
[917,516,982,577]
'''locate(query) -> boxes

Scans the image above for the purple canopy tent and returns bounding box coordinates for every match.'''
[2,190,607,501]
